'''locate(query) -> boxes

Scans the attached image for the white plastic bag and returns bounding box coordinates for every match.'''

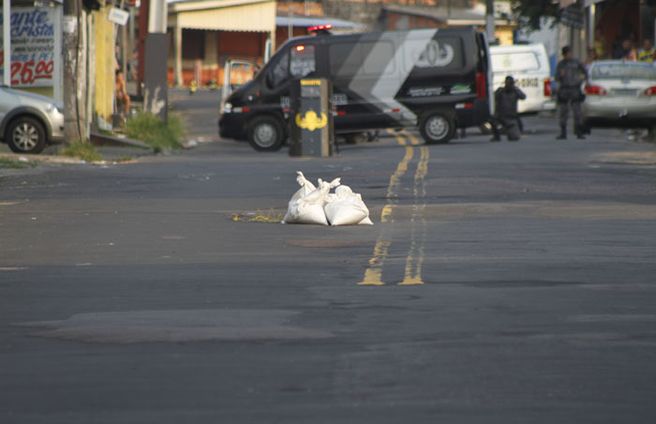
[283,174,340,225]
[324,185,373,226]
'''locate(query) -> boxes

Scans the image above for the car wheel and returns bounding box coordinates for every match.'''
[247,116,284,152]
[419,110,456,144]
[6,117,47,154]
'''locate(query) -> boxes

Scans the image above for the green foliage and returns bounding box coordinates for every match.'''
[125,112,184,153]
[0,157,37,169]
[512,0,561,31]
[60,141,102,162]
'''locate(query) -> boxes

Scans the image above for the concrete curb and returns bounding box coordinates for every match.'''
[90,131,151,150]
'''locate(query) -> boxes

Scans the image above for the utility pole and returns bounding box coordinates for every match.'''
[137,0,148,98]
[63,0,88,142]
[2,0,10,86]
[143,0,169,121]
[288,0,293,41]
[485,0,495,44]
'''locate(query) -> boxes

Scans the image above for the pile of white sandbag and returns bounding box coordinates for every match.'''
[282,171,373,226]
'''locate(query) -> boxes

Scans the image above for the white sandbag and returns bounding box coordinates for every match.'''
[283,175,338,225]
[288,171,316,203]
[283,172,317,224]
[324,185,373,226]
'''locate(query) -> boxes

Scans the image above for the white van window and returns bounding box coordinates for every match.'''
[492,52,540,72]
[290,44,316,78]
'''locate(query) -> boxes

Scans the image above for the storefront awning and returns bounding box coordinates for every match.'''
[169,0,276,32]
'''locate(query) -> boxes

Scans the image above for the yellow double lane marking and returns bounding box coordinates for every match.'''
[399,133,429,286]
[359,131,429,286]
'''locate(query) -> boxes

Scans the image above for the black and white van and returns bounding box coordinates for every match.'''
[219,27,492,151]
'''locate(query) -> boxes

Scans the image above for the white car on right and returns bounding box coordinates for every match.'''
[583,60,656,130]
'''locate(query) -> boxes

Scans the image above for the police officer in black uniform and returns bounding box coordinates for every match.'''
[555,46,588,140]
[491,76,526,142]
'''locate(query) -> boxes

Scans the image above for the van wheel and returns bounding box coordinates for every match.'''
[247,116,284,152]
[419,110,456,144]
[6,117,47,154]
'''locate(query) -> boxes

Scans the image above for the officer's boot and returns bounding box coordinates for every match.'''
[575,124,586,140]
[556,125,567,140]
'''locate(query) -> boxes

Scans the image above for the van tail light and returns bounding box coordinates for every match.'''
[644,86,656,96]
[543,78,552,97]
[475,72,487,100]
[584,84,607,96]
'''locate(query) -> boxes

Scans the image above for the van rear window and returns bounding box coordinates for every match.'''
[591,63,656,81]
[492,52,540,72]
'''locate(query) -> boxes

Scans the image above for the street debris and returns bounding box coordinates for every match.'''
[282,171,373,226]
[231,210,284,223]
[593,151,656,166]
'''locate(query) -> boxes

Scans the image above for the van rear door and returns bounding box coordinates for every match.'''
[476,32,493,116]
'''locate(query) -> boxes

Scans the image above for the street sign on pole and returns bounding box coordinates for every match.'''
[561,4,583,29]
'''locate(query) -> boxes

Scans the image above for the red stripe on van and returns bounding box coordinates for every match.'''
[476,72,487,100]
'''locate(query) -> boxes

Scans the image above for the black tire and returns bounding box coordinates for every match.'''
[419,109,456,144]
[344,133,367,145]
[366,130,379,142]
[247,115,284,152]
[6,116,47,154]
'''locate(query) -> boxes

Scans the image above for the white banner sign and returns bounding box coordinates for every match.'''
[108,8,130,26]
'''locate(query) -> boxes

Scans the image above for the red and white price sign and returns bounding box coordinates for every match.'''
[0,8,56,88]
[0,55,54,85]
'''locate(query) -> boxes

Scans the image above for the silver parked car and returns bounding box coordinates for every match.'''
[0,86,65,154]
[583,60,656,129]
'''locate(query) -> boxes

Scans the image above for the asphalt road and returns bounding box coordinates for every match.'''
[1,109,656,423]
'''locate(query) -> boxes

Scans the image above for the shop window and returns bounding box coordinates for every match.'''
[182,30,205,60]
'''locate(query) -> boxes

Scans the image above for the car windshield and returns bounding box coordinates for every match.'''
[591,63,656,81]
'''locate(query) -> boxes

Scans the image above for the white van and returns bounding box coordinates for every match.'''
[490,44,555,114]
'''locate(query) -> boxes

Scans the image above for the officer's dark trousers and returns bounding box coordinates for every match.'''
[558,93,583,134]
[492,116,521,141]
